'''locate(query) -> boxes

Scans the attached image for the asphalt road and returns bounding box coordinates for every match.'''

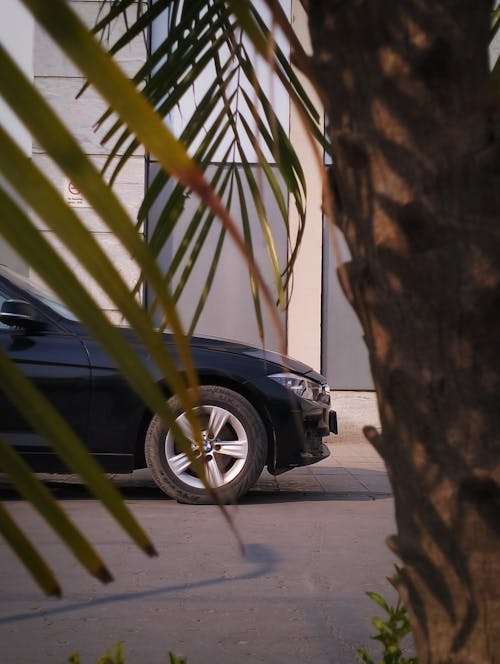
[0,436,408,664]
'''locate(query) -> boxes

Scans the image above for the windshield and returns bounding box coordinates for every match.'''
[1,266,79,322]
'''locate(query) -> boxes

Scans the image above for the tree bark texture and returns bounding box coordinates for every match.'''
[304,1,500,662]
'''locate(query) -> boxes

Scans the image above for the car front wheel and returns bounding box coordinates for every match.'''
[145,385,267,504]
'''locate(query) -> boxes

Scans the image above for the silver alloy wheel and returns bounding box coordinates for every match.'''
[164,405,249,489]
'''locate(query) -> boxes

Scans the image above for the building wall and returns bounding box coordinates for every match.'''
[286,0,323,372]
[31,1,148,321]
[0,0,34,275]
[0,0,33,156]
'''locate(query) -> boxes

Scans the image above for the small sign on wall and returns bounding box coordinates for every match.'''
[63,178,89,208]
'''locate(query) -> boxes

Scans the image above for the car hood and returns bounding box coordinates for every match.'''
[189,335,326,383]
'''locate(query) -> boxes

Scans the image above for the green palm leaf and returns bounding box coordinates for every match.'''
[0,501,60,597]
[0,0,325,592]
[0,437,113,583]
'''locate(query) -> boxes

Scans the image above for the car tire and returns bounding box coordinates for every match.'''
[145,385,267,504]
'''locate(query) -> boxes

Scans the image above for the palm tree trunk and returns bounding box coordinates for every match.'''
[304,1,500,661]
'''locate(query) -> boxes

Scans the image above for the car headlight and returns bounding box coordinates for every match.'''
[269,372,329,402]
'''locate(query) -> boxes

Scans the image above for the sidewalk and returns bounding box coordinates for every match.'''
[330,390,381,445]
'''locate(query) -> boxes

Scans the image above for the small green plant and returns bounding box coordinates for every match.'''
[169,654,187,664]
[68,643,186,663]
[69,643,125,664]
[357,572,416,664]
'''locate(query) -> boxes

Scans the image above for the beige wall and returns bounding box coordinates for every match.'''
[286,0,324,372]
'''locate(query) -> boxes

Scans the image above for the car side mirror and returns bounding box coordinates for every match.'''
[0,299,44,330]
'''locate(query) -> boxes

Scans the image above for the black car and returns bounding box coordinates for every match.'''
[0,265,337,504]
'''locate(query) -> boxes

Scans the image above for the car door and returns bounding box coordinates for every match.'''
[0,286,91,472]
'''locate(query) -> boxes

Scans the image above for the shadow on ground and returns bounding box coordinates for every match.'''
[0,468,392,503]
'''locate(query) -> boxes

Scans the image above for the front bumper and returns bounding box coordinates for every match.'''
[269,389,338,475]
